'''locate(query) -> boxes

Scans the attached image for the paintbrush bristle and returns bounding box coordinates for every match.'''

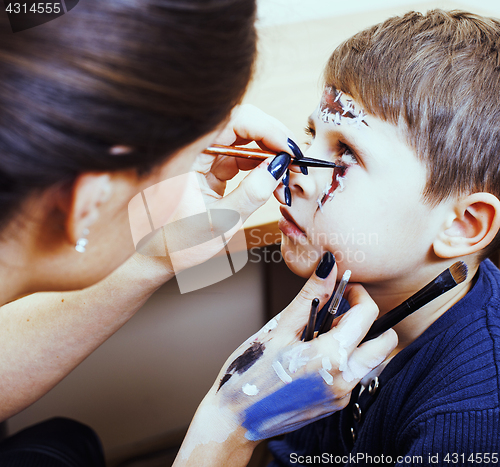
[450,261,468,285]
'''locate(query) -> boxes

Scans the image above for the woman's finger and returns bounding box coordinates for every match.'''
[320,284,380,355]
[338,329,398,383]
[216,104,295,153]
[215,152,291,223]
[276,252,338,338]
[210,155,260,182]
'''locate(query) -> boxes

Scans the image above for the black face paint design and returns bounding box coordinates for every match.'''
[217,342,265,391]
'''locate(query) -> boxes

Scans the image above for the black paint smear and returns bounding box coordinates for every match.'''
[217,342,265,392]
[228,342,265,374]
[218,374,232,389]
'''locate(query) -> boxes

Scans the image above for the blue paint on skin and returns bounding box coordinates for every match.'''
[242,374,331,441]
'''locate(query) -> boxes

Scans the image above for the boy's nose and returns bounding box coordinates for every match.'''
[289,168,322,200]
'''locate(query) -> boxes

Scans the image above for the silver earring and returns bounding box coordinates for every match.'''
[75,228,90,253]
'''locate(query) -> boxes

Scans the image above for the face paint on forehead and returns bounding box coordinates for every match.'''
[318,87,368,129]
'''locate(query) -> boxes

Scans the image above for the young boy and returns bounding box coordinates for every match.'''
[271,9,500,465]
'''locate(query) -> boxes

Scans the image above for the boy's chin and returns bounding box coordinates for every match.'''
[285,261,312,278]
[281,247,317,278]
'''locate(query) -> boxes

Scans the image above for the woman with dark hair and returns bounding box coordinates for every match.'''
[0,1,396,465]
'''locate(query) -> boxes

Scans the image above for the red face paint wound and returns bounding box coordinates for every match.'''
[318,87,368,128]
[315,88,365,212]
[317,150,356,211]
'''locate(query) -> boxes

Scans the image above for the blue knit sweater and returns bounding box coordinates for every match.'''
[269,259,500,466]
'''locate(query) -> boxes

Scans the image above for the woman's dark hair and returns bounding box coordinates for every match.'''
[0,0,257,230]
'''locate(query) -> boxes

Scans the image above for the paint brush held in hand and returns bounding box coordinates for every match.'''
[303,298,320,342]
[361,261,468,344]
[317,270,352,336]
[203,144,344,169]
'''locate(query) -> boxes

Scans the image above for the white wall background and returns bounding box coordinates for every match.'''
[257,0,500,28]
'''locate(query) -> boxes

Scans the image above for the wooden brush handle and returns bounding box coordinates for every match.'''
[203,145,272,161]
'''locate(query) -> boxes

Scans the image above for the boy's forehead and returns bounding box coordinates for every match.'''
[309,89,420,169]
[317,86,369,128]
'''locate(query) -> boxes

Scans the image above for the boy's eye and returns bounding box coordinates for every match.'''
[338,145,358,166]
[303,126,359,166]
[304,125,316,145]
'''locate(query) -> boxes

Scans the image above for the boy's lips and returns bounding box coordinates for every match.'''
[278,207,307,240]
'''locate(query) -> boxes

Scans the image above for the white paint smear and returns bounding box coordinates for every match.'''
[336,174,345,192]
[272,361,293,384]
[332,310,363,382]
[311,352,323,361]
[317,197,324,212]
[338,347,349,373]
[318,89,368,129]
[319,368,334,385]
[340,150,357,166]
[322,356,332,371]
[261,317,278,334]
[342,354,386,383]
[178,403,238,460]
[316,173,345,212]
[283,343,311,374]
[242,383,259,396]
[319,357,334,385]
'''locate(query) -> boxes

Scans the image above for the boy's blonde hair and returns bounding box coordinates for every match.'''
[325,10,500,259]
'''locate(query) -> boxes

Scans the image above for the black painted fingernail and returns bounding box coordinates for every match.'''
[288,138,308,175]
[287,138,304,159]
[283,169,290,187]
[284,186,292,206]
[315,251,336,279]
[268,152,291,180]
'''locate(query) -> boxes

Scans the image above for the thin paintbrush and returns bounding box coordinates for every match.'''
[303,298,320,342]
[203,144,344,169]
[317,270,351,336]
[361,261,468,344]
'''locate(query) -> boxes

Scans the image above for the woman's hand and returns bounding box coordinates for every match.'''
[200,103,301,221]
[174,255,398,466]
[136,105,301,273]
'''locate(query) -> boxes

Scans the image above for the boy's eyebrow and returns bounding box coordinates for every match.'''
[307,114,372,165]
[307,114,371,141]
[320,87,370,127]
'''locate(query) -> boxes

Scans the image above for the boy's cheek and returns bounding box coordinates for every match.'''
[280,220,411,282]
[281,237,321,278]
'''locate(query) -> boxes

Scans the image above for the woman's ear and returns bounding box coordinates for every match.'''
[433,193,500,259]
[62,173,113,244]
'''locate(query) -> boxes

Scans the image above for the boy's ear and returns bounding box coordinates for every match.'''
[433,193,500,259]
[55,173,113,244]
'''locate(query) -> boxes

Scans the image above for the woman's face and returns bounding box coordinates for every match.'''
[42,130,219,293]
